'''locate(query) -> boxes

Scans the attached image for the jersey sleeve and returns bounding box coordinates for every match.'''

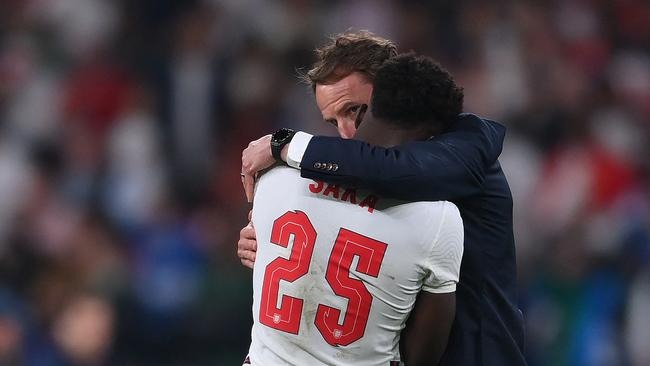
[421,202,464,294]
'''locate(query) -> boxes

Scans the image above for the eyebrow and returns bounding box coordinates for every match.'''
[335,101,357,113]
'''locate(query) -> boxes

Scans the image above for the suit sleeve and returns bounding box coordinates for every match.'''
[299,114,506,201]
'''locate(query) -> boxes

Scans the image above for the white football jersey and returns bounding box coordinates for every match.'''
[248,166,463,366]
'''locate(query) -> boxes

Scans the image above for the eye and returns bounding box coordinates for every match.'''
[346,105,361,115]
[325,119,338,128]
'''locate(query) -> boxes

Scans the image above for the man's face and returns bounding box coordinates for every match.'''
[315,72,373,139]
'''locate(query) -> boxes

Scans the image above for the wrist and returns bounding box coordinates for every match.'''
[280,144,289,162]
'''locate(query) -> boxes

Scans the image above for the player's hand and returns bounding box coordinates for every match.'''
[241,134,274,202]
[238,215,257,269]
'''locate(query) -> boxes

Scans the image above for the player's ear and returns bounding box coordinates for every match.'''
[355,104,368,129]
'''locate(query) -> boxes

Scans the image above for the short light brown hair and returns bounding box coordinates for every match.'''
[301,31,398,91]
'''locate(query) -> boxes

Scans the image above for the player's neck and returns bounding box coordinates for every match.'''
[354,119,435,147]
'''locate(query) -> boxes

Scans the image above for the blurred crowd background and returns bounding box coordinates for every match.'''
[0,0,648,365]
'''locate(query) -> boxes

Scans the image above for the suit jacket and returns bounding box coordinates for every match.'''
[299,113,527,365]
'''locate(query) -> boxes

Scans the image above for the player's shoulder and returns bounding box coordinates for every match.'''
[380,199,461,238]
[387,199,459,220]
[256,166,301,188]
[258,165,299,180]
[425,201,462,231]
[254,166,306,201]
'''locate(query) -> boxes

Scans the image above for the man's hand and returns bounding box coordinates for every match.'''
[241,134,273,202]
[241,134,290,202]
[237,211,257,269]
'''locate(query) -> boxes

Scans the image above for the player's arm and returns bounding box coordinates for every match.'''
[297,114,504,201]
[401,201,464,365]
[401,292,455,366]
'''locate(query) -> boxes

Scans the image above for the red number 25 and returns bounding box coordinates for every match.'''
[259,211,387,346]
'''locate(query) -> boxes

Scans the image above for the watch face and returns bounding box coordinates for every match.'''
[274,129,289,142]
[273,128,293,143]
[271,129,294,161]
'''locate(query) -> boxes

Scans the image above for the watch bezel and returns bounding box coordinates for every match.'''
[271,128,296,162]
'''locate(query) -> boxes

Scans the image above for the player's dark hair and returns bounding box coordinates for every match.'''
[300,31,398,91]
[371,53,464,132]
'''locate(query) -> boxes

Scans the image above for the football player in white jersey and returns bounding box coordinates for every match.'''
[245,53,464,366]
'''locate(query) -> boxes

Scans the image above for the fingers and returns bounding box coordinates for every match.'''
[237,232,257,269]
[241,134,274,202]
[244,215,256,236]
[238,245,256,262]
[241,174,247,199]
[244,173,255,203]
[238,217,255,268]
[238,223,257,270]
[240,258,254,269]
[241,223,257,241]
[241,147,257,203]
[237,240,256,269]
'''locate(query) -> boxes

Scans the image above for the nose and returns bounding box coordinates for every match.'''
[337,119,356,139]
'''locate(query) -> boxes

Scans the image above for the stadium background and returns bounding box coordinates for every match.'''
[0,0,648,365]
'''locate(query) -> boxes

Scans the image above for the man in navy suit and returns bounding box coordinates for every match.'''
[239,32,527,365]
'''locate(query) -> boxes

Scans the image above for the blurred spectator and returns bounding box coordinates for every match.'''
[0,289,65,366]
[104,84,166,229]
[155,3,230,208]
[0,293,26,365]
[52,294,115,365]
[626,271,650,366]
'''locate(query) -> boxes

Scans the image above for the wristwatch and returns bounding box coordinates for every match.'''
[271,128,297,162]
